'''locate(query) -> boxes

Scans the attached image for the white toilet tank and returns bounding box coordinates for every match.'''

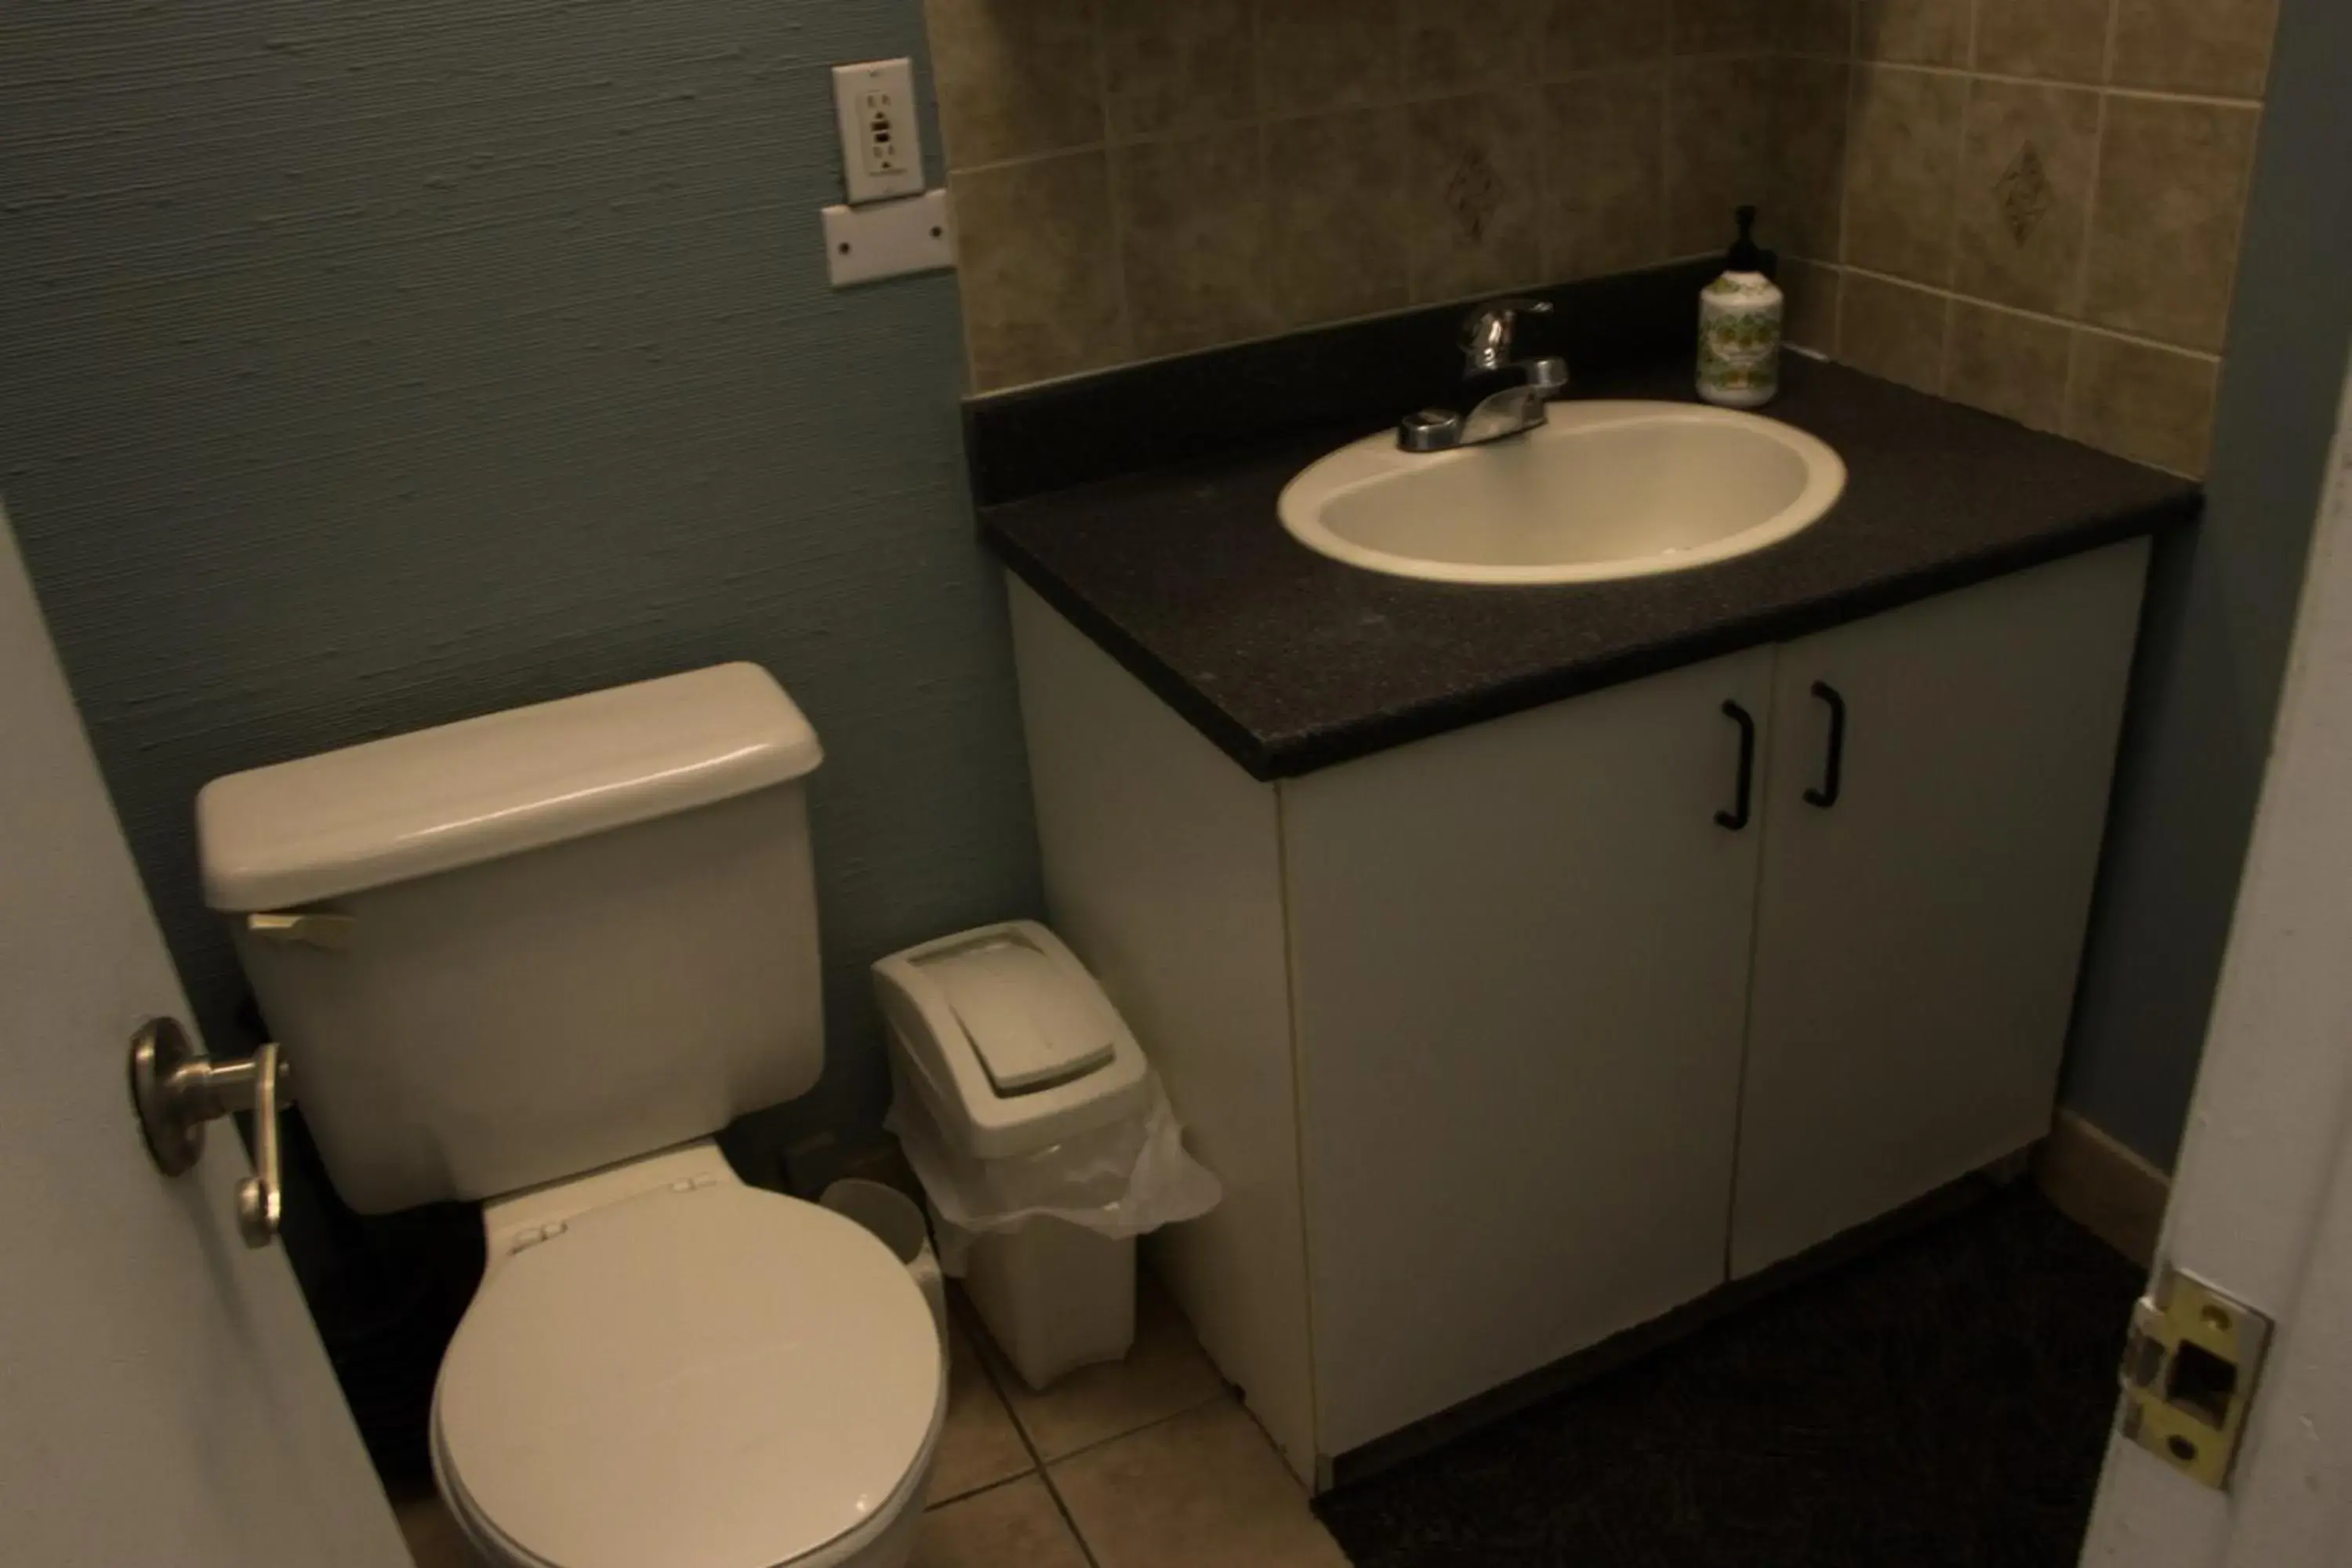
[196,663,826,1214]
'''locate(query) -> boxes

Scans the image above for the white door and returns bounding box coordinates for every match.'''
[0,507,411,1566]
[2078,367,2352,1566]
[1731,540,2148,1276]
[1281,646,1776,1453]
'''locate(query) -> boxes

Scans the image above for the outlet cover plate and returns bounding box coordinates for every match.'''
[822,189,956,287]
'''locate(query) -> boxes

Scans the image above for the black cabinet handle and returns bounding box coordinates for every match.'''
[1804,681,1846,809]
[1716,699,1755,831]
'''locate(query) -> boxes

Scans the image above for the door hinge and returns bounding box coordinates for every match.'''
[2117,1263,2272,1490]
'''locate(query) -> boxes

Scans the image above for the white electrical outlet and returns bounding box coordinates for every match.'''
[832,59,924,205]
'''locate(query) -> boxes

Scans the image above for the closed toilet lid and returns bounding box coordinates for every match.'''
[435,1184,942,1568]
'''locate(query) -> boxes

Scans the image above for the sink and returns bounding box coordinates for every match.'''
[1278,401,1847,586]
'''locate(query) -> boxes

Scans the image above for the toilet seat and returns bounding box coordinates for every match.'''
[432,1181,944,1568]
[431,1405,936,1568]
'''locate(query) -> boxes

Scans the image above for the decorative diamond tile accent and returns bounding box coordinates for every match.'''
[1998,142,2054,245]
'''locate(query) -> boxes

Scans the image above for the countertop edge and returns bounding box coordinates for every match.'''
[984,490,2202,783]
[989,529,1280,774]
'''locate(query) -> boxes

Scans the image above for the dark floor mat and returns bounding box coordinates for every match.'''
[1314,1189,2140,1568]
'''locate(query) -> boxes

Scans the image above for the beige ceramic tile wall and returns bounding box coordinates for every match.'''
[1771,0,2279,475]
[928,0,1784,393]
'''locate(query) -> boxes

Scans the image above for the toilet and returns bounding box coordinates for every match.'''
[196,663,945,1568]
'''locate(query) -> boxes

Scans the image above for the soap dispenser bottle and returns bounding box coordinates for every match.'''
[1697,205,1783,408]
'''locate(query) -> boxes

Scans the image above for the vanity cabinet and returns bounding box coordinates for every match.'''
[1733,543,2148,1275]
[1007,538,2147,1486]
[1280,647,1775,1454]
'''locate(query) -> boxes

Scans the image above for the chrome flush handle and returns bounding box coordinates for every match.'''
[128,1018,296,1247]
[245,910,356,949]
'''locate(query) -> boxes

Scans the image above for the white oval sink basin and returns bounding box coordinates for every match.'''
[1278,401,1847,586]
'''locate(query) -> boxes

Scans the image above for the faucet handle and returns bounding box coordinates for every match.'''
[1460,297,1555,372]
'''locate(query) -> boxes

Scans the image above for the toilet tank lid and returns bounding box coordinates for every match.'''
[197,663,821,911]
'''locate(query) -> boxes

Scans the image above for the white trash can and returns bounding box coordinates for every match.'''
[874,920,1220,1391]
[944,1200,1137,1390]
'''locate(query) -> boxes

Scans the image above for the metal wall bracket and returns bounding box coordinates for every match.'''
[2118,1263,2272,1490]
[127,1018,296,1248]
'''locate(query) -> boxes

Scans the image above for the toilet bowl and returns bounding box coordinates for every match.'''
[426,1142,942,1568]
[195,664,943,1568]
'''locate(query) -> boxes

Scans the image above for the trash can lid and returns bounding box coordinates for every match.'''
[932,938,1116,1094]
[874,920,1150,1161]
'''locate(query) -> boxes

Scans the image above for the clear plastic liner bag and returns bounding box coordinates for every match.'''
[887,1073,1221,1274]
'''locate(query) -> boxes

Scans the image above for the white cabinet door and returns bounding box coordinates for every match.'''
[1283,647,1777,1454]
[1732,540,2149,1276]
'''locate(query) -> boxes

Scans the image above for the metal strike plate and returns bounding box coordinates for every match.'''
[2117,1264,2271,1490]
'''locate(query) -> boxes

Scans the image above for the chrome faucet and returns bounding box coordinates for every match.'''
[1398,298,1570,452]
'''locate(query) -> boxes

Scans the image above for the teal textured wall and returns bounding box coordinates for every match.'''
[2061,0,2352,1167]
[0,0,1037,1145]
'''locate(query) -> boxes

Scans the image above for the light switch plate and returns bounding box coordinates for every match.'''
[822,189,956,287]
[832,58,924,205]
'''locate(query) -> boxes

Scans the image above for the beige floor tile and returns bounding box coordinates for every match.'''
[392,1488,475,1568]
[1050,1400,1352,1568]
[913,1476,1091,1568]
[928,1319,1038,1505]
[981,1275,1229,1461]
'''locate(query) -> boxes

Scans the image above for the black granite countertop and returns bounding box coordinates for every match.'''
[978,354,2201,781]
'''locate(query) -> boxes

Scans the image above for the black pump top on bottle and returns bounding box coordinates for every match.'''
[1724,205,1777,278]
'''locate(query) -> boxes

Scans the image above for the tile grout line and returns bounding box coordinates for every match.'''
[1399,0,1425,308]
[917,0,982,399]
[1826,261,2223,365]
[2204,38,2270,380]
[1932,64,1971,396]
[1935,291,1957,401]
[967,1323,1105,1568]
[968,249,1723,399]
[1038,1472,1105,1568]
[1649,62,1671,272]
[1659,50,1678,281]
[1661,0,1678,271]
[976,235,2219,403]
[1035,1384,1239,1472]
[941,52,1793,180]
[1830,38,1861,359]
[1090,0,1134,373]
[1535,41,1557,283]
[1948,0,1976,433]
[1769,53,2262,110]
[924,1468,1038,1514]
[1940,13,1980,397]
[951,1283,1240,1561]
[1247,70,1273,342]
[1018,1381,1241,1566]
[2061,0,2124,430]
[1253,0,1277,329]
[2060,316,2088,439]
[1829,260,1846,361]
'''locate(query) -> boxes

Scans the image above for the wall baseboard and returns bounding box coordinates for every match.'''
[2034,1109,2172,1267]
